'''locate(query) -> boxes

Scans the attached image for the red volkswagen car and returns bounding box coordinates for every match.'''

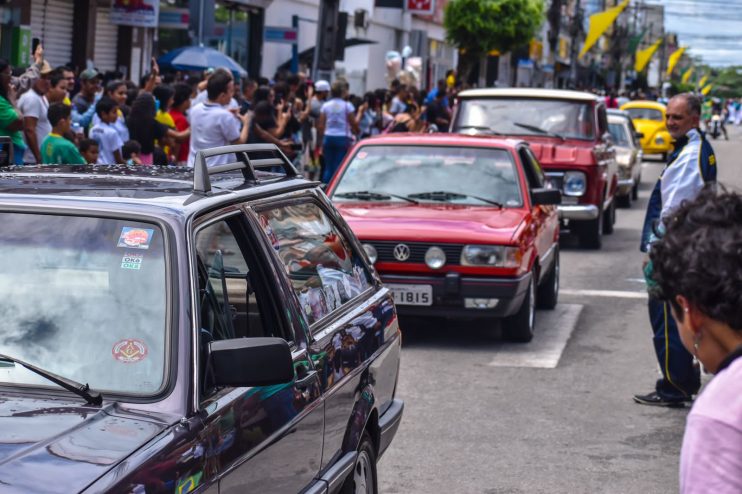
[327,134,561,342]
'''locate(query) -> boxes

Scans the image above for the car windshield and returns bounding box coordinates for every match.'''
[608,122,631,146]
[332,145,522,207]
[455,98,595,140]
[0,213,168,396]
[625,107,664,121]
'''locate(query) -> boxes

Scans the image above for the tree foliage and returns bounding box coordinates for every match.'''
[444,0,544,79]
[711,66,742,98]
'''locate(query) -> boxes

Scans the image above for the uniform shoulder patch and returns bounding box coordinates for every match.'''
[709,154,716,166]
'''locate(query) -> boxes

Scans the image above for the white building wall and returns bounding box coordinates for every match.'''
[263,0,320,79]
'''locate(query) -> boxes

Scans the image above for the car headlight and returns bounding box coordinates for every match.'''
[460,245,520,267]
[425,246,446,269]
[362,244,377,265]
[615,150,632,167]
[655,136,665,145]
[563,171,587,197]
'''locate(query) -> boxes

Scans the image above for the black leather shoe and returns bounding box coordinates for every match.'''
[633,391,692,408]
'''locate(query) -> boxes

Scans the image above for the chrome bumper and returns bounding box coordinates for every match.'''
[558,204,600,220]
[618,178,635,188]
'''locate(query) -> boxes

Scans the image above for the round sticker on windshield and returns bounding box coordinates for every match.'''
[112,339,148,363]
[117,227,154,249]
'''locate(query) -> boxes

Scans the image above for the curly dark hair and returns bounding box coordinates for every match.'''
[649,186,742,330]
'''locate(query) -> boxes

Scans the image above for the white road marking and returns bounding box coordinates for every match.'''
[560,288,648,299]
[488,304,583,369]
[625,278,646,284]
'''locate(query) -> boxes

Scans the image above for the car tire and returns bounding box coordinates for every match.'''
[631,180,639,201]
[616,193,631,208]
[577,206,603,249]
[341,431,378,494]
[536,248,559,310]
[661,152,668,162]
[503,271,536,343]
[603,200,616,235]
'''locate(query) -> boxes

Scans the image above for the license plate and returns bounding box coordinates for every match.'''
[387,284,433,306]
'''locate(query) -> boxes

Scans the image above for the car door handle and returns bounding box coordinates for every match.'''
[295,370,318,390]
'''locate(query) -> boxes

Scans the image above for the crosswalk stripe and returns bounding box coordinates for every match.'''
[488,304,583,369]
[560,288,648,299]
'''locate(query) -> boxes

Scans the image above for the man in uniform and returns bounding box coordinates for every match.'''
[634,93,717,407]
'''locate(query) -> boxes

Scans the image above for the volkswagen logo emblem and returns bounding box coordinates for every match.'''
[393,243,411,261]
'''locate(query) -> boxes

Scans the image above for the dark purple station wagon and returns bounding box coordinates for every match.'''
[0,144,403,493]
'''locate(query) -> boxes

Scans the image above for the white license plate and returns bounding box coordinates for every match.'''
[387,284,433,306]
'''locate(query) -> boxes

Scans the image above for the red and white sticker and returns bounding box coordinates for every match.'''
[112,339,148,363]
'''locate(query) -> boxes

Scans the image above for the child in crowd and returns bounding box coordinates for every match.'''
[78,138,99,164]
[122,140,142,165]
[90,97,124,164]
[40,103,86,165]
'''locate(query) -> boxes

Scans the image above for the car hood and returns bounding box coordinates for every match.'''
[524,138,596,167]
[335,202,527,244]
[0,395,169,493]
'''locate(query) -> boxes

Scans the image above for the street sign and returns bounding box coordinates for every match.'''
[406,0,434,15]
[264,26,298,45]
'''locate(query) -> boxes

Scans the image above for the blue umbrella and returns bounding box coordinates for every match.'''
[158,46,247,78]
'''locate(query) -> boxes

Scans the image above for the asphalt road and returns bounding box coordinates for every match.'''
[377,127,742,494]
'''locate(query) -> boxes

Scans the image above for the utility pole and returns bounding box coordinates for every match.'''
[568,0,583,88]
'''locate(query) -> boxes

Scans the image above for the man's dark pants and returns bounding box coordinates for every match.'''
[648,297,700,400]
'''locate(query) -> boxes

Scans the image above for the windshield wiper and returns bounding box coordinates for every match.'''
[407,190,503,208]
[513,122,566,142]
[456,125,503,136]
[0,353,102,406]
[334,190,419,204]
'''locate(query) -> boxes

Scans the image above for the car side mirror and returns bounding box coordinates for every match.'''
[635,132,644,139]
[532,188,562,206]
[209,337,294,387]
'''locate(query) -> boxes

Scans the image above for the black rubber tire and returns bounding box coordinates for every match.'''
[603,200,616,235]
[616,193,631,208]
[661,152,668,162]
[340,431,378,494]
[577,205,603,249]
[631,180,639,201]
[503,271,536,343]
[536,248,559,310]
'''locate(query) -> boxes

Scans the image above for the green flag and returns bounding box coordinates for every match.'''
[628,29,647,55]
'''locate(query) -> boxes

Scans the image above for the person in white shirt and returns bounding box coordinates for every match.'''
[187,70,250,168]
[89,97,124,164]
[18,64,53,164]
[316,80,359,183]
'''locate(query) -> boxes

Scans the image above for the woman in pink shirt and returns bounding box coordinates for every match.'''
[649,187,742,494]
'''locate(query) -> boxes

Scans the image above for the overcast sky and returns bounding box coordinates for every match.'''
[646,0,742,66]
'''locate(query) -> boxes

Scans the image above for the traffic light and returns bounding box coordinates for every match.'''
[314,0,340,71]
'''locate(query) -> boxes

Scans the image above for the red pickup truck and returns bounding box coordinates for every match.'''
[451,88,619,249]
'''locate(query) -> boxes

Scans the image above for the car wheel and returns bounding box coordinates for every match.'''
[577,205,603,249]
[341,431,377,494]
[603,200,616,235]
[536,248,559,310]
[616,193,631,208]
[503,271,536,343]
[631,180,639,201]
[661,152,668,162]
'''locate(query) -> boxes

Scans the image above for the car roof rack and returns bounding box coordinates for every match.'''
[193,144,299,194]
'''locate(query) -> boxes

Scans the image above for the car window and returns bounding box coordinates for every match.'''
[608,122,631,146]
[455,99,595,140]
[333,145,523,207]
[625,107,664,121]
[521,147,545,188]
[256,201,373,327]
[0,213,168,396]
[195,216,290,398]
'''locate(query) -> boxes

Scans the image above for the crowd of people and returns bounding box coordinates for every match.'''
[0,45,459,183]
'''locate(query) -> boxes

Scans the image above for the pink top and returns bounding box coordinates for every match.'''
[680,356,742,493]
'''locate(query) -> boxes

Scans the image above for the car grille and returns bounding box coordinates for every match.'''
[367,241,464,264]
[544,172,564,191]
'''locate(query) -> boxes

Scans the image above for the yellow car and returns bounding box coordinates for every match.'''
[620,101,673,160]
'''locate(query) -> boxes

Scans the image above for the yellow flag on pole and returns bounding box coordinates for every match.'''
[701,84,713,96]
[634,38,662,72]
[579,0,631,59]
[698,74,709,88]
[681,67,694,84]
[667,47,687,77]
